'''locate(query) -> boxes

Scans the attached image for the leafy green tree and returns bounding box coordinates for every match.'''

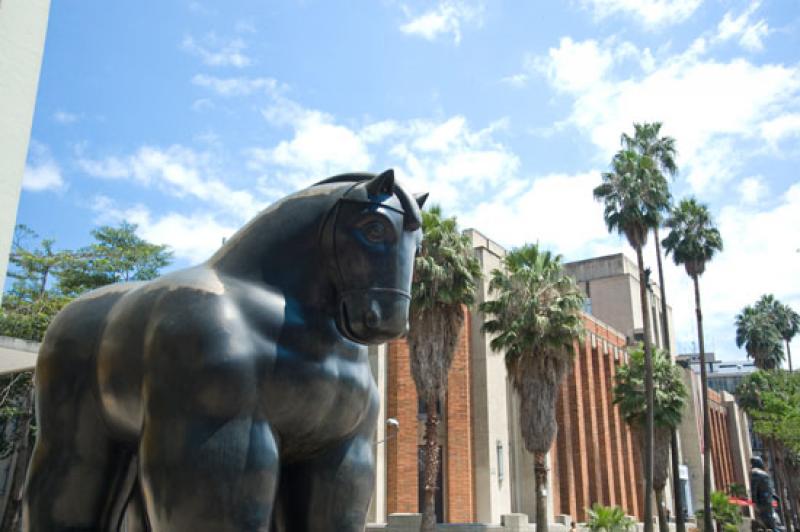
[775,303,800,372]
[0,221,171,531]
[58,221,172,297]
[594,147,670,532]
[621,121,686,532]
[408,206,481,532]
[662,197,723,532]
[0,225,72,342]
[735,303,784,371]
[736,370,800,530]
[614,345,687,532]
[695,491,743,532]
[753,295,799,372]
[480,244,584,532]
[587,503,636,532]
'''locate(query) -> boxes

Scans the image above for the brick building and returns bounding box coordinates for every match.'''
[368,230,753,526]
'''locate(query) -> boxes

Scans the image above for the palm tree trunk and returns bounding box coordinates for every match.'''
[421,395,441,532]
[654,227,686,532]
[534,451,549,532]
[656,488,669,532]
[636,246,655,532]
[787,340,793,372]
[693,275,713,532]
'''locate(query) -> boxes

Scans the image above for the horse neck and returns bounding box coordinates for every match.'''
[208,192,338,313]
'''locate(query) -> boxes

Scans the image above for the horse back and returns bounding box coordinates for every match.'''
[34,282,144,437]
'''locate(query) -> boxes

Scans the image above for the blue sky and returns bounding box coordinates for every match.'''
[17,0,800,362]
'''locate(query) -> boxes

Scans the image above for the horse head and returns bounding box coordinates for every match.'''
[321,169,427,344]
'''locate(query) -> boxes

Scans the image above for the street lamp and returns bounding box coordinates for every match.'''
[375,418,400,446]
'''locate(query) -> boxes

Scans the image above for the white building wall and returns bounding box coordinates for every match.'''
[0,0,51,300]
[466,229,513,524]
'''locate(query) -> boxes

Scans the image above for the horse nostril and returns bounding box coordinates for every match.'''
[365,309,379,328]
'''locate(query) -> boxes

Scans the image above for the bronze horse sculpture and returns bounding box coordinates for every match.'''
[23,170,426,532]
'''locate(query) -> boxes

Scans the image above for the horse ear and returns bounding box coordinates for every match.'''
[366,169,395,197]
[414,192,429,209]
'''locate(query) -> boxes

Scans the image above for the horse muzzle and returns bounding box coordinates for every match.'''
[338,288,411,344]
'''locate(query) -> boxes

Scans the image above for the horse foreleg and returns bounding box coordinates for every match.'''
[139,415,279,532]
[273,419,377,531]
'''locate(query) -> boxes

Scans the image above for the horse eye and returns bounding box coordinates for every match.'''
[362,221,387,243]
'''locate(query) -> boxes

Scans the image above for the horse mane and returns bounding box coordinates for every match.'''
[313,171,422,230]
[313,173,374,186]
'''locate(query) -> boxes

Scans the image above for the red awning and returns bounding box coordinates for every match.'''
[729,498,753,506]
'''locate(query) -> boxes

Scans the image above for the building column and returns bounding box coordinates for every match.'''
[0,0,51,303]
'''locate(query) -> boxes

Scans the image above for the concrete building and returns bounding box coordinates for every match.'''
[0,0,52,302]
[677,355,757,396]
[564,254,676,356]
[368,231,753,527]
[677,367,753,516]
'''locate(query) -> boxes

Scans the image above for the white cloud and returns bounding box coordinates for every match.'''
[461,171,613,258]
[760,113,800,146]
[53,110,79,124]
[92,197,235,264]
[181,34,252,68]
[191,74,281,97]
[23,142,65,192]
[249,104,372,189]
[580,0,703,27]
[737,176,767,205]
[662,184,800,360]
[532,35,800,193]
[399,1,483,44]
[78,145,261,219]
[715,1,770,52]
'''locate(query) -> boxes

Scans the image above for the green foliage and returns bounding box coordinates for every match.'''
[621,122,678,180]
[480,243,584,373]
[737,370,800,453]
[593,148,671,250]
[586,503,635,532]
[411,206,481,313]
[58,221,172,297]
[0,371,35,459]
[728,483,748,498]
[695,491,743,532]
[0,222,172,469]
[735,299,785,371]
[662,198,723,279]
[773,301,800,344]
[1,222,172,342]
[613,344,687,429]
[1,226,73,341]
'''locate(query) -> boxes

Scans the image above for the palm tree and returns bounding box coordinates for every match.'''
[776,303,800,372]
[614,345,687,532]
[480,244,584,532]
[756,295,800,372]
[662,198,723,532]
[621,122,685,532]
[594,148,670,532]
[408,205,481,532]
[735,303,784,370]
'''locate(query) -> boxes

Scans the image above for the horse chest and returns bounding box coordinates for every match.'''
[261,347,376,446]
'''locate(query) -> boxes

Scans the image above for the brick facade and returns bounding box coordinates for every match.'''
[381,305,748,525]
[385,308,475,522]
[551,316,644,522]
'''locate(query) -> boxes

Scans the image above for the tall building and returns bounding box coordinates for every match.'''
[0,0,51,301]
[676,355,757,395]
[368,231,752,526]
[564,254,676,356]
